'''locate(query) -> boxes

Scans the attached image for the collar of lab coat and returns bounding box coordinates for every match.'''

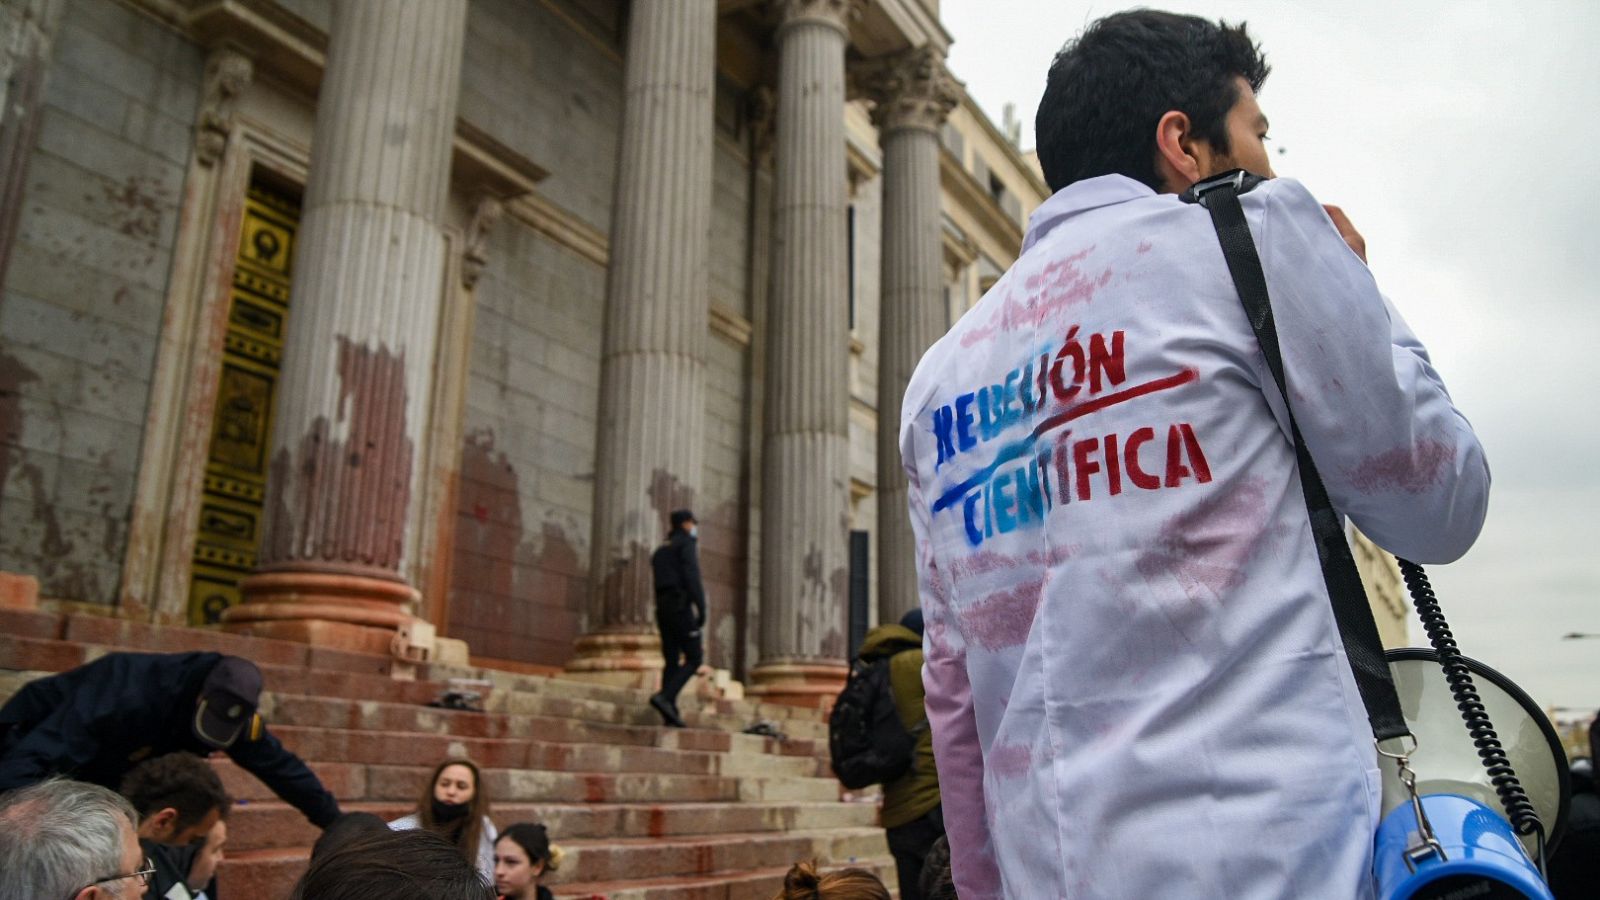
[1023,174,1158,253]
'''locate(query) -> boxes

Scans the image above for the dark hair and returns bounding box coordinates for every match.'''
[311,812,389,862]
[289,829,495,900]
[772,860,891,900]
[118,752,232,832]
[497,823,553,867]
[415,758,490,868]
[1035,10,1270,192]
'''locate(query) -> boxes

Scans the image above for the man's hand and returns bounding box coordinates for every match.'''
[1322,204,1367,263]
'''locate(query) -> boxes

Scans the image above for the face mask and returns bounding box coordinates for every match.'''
[688,525,698,538]
[431,796,470,823]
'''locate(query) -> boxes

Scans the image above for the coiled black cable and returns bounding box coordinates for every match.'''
[1396,558,1548,875]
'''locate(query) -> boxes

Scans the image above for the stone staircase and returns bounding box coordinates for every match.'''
[0,608,891,898]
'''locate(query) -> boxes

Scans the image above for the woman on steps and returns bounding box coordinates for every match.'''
[389,757,498,883]
[493,822,563,900]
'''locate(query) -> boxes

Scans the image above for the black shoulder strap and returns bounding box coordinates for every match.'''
[1182,170,1410,743]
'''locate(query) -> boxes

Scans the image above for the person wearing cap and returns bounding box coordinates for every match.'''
[0,651,341,827]
[856,608,942,900]
[648,508,707,728]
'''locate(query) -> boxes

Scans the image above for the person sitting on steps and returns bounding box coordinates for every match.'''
[389,757,498,884]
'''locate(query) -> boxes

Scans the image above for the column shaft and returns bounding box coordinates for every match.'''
[865,50,961,623]
[753,1,861,700]
[227,0,467,653]
[569,0,716,680]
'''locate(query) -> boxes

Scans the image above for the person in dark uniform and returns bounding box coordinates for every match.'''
[649,509,706,728]
[0,651,341,827]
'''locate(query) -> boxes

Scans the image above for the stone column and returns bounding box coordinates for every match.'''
[862,48,960,624]
[750,0,863,704]
[223,0,467,655]
[566,0,717,684]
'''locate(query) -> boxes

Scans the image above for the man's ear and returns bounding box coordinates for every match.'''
[1153,110,1205,194]
[148,806,179,839]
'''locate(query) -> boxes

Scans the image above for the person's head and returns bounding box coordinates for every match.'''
[288,828,495,900]
[669,508,698,538]
[772,860,890,900]
[898,607,925,638]
[417,758,490,867]
[185,818,227,891]
[192,656,263,749]
[0,777,148,900]
[119,753,232,846]
[494,823,563,898]
[310,812,390,863]
[1036,10,1272,195]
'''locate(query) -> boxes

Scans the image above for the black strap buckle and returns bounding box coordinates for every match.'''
[1181,169,1266,207]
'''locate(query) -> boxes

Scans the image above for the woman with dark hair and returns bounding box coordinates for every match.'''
[492,822,563,900]
[771,860,890,900]
[289,828,494,900]
[388,758,497,882]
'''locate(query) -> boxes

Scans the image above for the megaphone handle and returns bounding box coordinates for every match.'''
[1396,558,1548,875]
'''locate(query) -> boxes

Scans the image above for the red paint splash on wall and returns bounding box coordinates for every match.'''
[448,429,587,665]
[959,577,1045,652]
[1135,477,1272,600]
[261,338,412,570]
[1346,440,1454,495]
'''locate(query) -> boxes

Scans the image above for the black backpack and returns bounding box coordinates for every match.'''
[828,656,925,790]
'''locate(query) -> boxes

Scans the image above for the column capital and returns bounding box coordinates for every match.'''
[858,46,962,134]
[770,0,865,35]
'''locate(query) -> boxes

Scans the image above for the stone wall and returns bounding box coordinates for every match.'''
[0,0,200,604]
[450,216,607,666]
[442,0,625,667]
[459,0,625,234]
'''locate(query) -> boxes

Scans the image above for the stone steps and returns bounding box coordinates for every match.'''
[0,608,866,899]
[218,829,892,899]
[226,799,880,850]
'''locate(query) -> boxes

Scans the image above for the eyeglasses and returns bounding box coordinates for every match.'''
[74,857,155,896]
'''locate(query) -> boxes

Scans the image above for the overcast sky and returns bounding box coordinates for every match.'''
[943,0,1600,717]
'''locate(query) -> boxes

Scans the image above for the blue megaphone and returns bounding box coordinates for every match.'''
[1374,651,1570,900]
[1375,793,1552,899]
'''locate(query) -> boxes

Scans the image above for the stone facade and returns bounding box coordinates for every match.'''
[3,0,1402,689]
[0,0,200,605]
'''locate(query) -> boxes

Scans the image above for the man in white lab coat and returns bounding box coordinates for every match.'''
[902,10,1489,898]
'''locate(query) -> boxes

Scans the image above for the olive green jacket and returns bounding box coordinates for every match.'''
[856,623,940,828]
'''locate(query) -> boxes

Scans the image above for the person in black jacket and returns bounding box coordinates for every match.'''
[649,509,706,728]
[0,651,341,827]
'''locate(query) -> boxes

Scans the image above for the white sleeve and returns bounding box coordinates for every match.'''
[1251,178,1490,563]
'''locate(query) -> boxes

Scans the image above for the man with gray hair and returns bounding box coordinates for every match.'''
[0,777,150,899]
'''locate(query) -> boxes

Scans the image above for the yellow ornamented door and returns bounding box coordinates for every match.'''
[188,182,298,624]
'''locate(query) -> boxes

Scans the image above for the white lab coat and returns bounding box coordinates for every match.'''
[901,175,1489,899]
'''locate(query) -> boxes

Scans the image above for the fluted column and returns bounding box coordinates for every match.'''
[224,0,467,655]
[862,49,960,624]
[567,0,717,682]
[751,0,863,703]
